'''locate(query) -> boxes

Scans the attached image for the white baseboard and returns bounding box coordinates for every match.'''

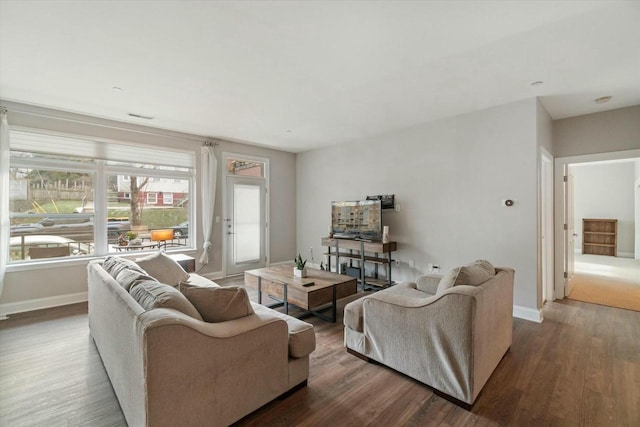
[0,292,88,319]
[269,261,292,267]
[618,251,634,258]
[201,271,224,280]
[513,305,543,323]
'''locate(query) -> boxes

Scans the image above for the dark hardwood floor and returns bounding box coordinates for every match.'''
[1,281,639,426]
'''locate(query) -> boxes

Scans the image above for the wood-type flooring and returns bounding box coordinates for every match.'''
[1,283,638,426]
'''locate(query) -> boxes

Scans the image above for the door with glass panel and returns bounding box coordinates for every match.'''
[225,176,266,275]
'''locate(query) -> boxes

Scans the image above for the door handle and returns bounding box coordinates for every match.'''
[227,232,235,235]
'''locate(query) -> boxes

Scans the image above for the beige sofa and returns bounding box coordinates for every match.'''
[88,257,315,427]
[343,260,514,407]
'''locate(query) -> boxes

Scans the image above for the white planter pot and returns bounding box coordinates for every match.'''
[294,267,307,278]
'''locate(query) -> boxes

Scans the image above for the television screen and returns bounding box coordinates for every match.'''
[331,200,382,240]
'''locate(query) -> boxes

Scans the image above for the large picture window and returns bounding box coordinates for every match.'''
[8,129,195,262]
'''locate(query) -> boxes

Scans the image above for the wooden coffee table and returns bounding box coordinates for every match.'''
[244,264,357,322]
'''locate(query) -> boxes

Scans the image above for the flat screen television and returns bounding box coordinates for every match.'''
[331,200,382,240]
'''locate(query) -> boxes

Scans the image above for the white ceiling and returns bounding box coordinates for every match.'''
[1,1,639,153]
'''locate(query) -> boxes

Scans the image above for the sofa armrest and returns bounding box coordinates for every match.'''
[415,273,443,294]
[365,284,481,308]
[137,308,290,427]
[361,287,481,403]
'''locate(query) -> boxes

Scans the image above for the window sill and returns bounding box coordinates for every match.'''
[6,247,197,273]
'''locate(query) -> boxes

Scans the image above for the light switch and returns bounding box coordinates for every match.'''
[215,216,220,223]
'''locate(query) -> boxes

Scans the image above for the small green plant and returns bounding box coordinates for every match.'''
[294,253,307,270]
[125,231,138,240]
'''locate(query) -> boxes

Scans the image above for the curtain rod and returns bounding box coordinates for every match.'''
[0,105,220,146]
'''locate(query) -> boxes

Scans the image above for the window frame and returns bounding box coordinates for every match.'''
[7,128,196,265]
[146,192,158,205]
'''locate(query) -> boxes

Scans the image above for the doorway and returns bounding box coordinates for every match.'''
[222,154,269,276]
[554,149,640,308]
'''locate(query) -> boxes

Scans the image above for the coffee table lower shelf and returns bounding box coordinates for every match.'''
[257,280,339,323]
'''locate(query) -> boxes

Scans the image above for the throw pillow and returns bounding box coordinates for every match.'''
[454,259,496,286]
[130,280,203,321]
[436,267,461,293]
[103,256,148,281]
[115,267,157,292]
[180,282,254,323]
[135,252,189,287]
[436,260,496,293]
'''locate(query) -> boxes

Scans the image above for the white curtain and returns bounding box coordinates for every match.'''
[0,110,10,298]
[199,145,217,264]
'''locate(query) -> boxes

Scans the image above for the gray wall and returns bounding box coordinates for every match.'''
[573,162,636,257]
[636,160,640,259]
[553,105,640,157]
[0,100,296,310]
[537,100,554,157]
[297,99,540,310]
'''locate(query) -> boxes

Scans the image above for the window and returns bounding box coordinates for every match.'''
[226,158,265,178]
[8,129,195,262]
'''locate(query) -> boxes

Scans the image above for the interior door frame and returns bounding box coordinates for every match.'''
[554,149,640,299]
[540,148,554,304]
[221,152,270,277]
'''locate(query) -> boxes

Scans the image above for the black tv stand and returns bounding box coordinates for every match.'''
[321,237,397,290]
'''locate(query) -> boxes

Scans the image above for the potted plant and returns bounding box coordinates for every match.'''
[294,253,307,278]
[125,231,142,246]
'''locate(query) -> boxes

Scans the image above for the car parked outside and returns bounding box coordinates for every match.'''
[171,221,189,238]
[11,217,130,244]
[10,235,93,261]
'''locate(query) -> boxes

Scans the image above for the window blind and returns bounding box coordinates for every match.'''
[10,129,195,169]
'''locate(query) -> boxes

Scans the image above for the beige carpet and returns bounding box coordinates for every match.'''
[568,273,640,312]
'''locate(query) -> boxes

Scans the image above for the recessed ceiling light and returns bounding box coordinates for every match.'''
[112,86,123,92]
[530,81,544,87]
[594,96,612,104]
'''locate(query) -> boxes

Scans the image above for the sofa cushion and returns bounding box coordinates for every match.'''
[115,268,158,292]
[252,303,316,358]
[103,256,148,280]
[180,283,254,323]
[182,273,221,288]
[130,280,203,321]
[437,259,496,293]
[135,252,189,286]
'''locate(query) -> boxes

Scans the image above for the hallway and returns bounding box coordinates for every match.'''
[568,253,640,311]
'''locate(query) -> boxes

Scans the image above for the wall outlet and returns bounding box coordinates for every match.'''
[395,204,401,212]
[394,259,400,267]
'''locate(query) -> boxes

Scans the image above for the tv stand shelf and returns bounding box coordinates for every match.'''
[321,237,397,290]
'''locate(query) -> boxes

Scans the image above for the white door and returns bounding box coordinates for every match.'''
[564,166,576,296]
[225,176,266,275]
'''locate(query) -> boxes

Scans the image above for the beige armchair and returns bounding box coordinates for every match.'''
[344,261,514,407]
